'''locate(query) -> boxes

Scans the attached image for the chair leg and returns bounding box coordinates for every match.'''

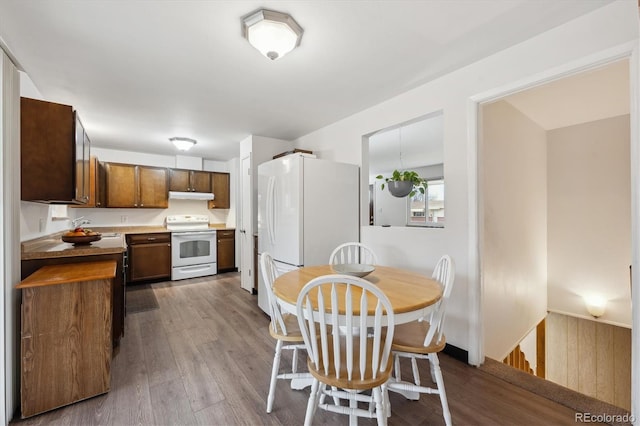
[394,353,401,381]
[429,353,452,426]
[292,346,298,373]
[349,390,358,426]
[304,379,320,426]
[383,383,391,418]
[332,386,340,406]
[410,356,421,386]
[267,339,283,413]
[373,387,387,426]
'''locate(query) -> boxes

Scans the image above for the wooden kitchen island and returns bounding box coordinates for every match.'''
[17,261,117,418]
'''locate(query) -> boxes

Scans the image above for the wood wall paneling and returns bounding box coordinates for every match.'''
[545,312,631,411]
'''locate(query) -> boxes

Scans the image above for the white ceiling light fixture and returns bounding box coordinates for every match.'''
[242,8,303,61]
[170,137,197,151]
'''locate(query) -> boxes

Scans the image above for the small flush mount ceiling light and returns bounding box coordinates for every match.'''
[584,295,607,318]
[241,8,303,60]
[170,137,197,151]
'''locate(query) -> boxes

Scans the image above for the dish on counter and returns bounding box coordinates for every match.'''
[61,229,102,245]
[331,263,375,278]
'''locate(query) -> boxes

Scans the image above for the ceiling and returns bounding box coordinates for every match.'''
[0,0,614,161]
[503,59,630,130]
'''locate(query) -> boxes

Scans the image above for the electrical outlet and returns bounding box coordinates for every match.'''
[39,218,46,233]
[121,215,128,223]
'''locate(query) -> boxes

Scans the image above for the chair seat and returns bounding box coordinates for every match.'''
[391,320,446,354]
[307,337,393,390]
[269,313,305,342]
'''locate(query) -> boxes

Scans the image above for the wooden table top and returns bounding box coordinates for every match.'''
[273,264,442,315]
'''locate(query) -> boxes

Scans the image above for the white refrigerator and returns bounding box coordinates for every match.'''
[257,154,359,313]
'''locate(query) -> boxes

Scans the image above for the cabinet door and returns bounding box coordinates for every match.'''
[169,169,190,192]
[128,238,171,282]
[21,97,76,202]
[70,156,105,208]
[191,171,212,193]
[21,279,112,418]
[138,166,168,208]
[104,163,137,207]
[217,232,235,272]
[209,172,230,209]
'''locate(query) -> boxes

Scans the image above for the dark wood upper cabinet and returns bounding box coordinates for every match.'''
[104,163,168,208]
[191,171,211,192]
[209,172,230,209]
[70,156,105,208]
[169,169,211,193]
[21,97,90,204]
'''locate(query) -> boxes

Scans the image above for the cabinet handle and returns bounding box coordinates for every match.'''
[147,237,156,241]
[134,203,138,207]
[140,203,144,207]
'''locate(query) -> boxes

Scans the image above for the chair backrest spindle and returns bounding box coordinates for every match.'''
[329,242,378,265]
[297,274,394,383]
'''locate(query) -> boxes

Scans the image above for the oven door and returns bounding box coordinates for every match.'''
[171,230,217,267]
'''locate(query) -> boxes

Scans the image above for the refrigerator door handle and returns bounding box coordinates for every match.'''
[267,176,276,246]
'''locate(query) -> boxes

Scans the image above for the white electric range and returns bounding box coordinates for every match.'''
[166,214,217,280]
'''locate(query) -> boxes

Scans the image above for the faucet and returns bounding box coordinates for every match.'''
[71,216,91,229]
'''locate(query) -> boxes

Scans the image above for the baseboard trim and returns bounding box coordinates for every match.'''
[443,343,468,363]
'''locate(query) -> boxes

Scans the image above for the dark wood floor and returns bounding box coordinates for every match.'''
[12,272,602,425]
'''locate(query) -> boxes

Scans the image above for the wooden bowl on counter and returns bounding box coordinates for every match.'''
[61,234,102,245]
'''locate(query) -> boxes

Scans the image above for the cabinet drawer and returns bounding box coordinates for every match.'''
[217,230,235,239]
[127,233,171,245]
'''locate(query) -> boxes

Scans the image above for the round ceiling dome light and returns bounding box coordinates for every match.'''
[242,9,303,61]
[170,137,197,151]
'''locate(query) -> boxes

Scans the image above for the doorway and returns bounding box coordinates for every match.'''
[478,59,632,410]
[239,154,253,292]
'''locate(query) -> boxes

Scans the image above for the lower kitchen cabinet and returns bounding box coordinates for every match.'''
[21,252,126,349]
[127,233,171,282]
[17,261,116,418]
[217,229,236,272]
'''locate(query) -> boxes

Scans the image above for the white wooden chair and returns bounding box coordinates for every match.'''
[296,274,395,426]
[329,242,378,265]
[387,255,455,426]
[260,252,309,413]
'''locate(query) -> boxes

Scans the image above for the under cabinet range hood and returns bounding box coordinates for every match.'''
[168,191,215,201]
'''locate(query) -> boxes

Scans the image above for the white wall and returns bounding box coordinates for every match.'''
[293,1,639,355]
[481,100,548,360]
[547,115,631,327]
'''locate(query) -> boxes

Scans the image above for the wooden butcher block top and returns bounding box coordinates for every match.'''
[17,260,117,289]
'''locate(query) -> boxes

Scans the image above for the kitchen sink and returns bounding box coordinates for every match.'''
[100,232,121,238]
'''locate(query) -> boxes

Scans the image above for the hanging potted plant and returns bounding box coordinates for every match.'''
[376,170,427,198]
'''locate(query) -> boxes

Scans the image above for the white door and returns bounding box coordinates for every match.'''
[239,154,253,292]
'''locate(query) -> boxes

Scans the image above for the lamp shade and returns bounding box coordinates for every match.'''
[170,137,197,151]
[242,9,303,60]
